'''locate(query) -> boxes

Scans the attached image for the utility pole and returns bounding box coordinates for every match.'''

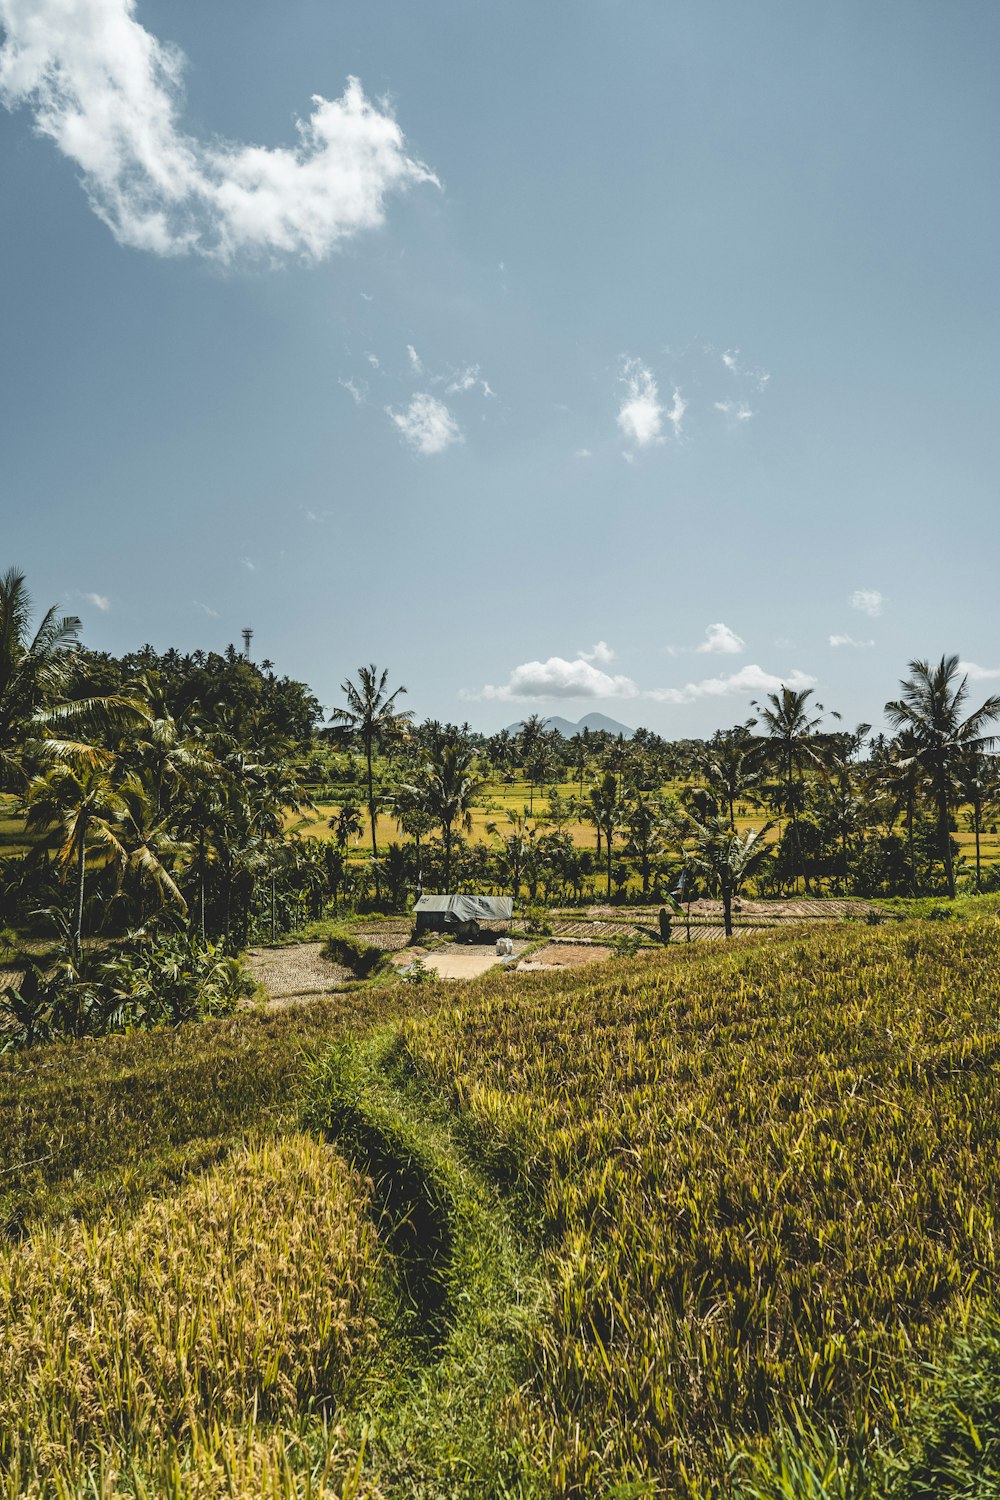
[241,626,254,660]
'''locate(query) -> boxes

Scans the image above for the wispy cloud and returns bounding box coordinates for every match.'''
[241,557,256,572]
[958,660,1000,682]
[851,589,883,618]
[617,358,665,447]
[193,600,220,618]
[0,0,436,263]
[406,344,424,374]
[446,364,495,398]
[339,376,368,405]
[830,633,873,649]
[721,348,770,391]
[84,591,110,612]
[387,393,462,455]
[697,622,745,655]
[714,400,754,424]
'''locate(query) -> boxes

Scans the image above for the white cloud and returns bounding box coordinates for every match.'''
[387,393,462,455]
[339,376,367,404]
[193,600,219,618]
[850,589,883,618]
[0,0,436,263]
[665,386,686,437]
[646,664,817,705]
[365,352,380,369]
[240,557,256,572]
[715,400,754,423]
[84,591,110,612]
[464,646,814,707]
[697,622,745,656]
[463,652,639,702]
[721,348,770,391]
[406,344,423,374]
[958,660,1000,682]
[617,358,664,447]
[579,641,614,665]
[446,363,494,398]
[830,634,873,649]
[574,447,592,459]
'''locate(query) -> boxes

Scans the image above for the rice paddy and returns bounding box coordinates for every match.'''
[5,910,1000,1494]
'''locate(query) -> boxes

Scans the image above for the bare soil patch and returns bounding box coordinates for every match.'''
[518,943,612,971]
[245,943,351,1004]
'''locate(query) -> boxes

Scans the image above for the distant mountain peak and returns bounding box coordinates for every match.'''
[504,712,634,739]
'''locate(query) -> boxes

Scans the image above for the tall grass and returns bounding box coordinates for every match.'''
[0,1134,382,1496]
[406,916,1000,1494]
[1,988,440,1232]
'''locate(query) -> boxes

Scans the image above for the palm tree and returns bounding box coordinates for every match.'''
[406,740,484,889]
[625,794,680,897]
[750,687,840,893]
[886,656,1000,897]
[328,666,411,899]
[587,772,624,900]
[25,763,129,959]
[868,729,925,895]
[693,724,762,829]
[686,815,775,937]
[0,568,81,787]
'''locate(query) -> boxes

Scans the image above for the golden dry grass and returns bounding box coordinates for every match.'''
[0,1134,383,1496]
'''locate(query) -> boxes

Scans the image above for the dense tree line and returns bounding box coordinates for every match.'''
[4,567,1000,994]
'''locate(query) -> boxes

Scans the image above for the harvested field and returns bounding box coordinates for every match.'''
[244,943,351,1002]
[517,943,611,970]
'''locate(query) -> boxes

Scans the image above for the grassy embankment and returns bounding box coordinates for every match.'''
[5,912,1000,1493]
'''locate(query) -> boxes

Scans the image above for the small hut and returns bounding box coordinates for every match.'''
[413,894,514,942]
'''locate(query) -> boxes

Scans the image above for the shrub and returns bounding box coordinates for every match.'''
[321,930,390,979]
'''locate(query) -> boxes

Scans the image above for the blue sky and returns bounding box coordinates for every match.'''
[2,0,998,735]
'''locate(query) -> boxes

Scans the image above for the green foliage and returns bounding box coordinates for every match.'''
[321,929,392,979]
[524,901,553,936]
[0,935,253,1051]
[609,930,643,957]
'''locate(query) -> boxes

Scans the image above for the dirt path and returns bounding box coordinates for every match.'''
[245,943,351,1006]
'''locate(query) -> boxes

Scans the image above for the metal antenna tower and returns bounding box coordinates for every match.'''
[241,627,254,660]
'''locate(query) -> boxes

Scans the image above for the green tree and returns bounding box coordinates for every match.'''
[587,772,625,900]
[328,665,411,900]
[750,687,839,893]
[885,655,1000,898]
[406,740,484,889]
[25,762,129,960]
[686,815,775,937]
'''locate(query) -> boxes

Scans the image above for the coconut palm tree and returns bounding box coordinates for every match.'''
[750,687,840,893]
[328,666,411,899]
[587,772,625,900]
[0,568,81,786]
[25,763,130,959]
[693,724,762,829]
[406,740,484,889]
[686,815,775,937]
[886,656,1000,897]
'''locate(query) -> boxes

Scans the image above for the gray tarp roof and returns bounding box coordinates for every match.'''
[413,894,514,921]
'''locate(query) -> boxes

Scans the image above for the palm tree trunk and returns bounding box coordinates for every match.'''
[723,882,733,938]
[606,829,612,900]
[365,731,380,900]
[937,774,955,898]
[444,823,452,888]
[74,812,89,963]
[974,792,982,890]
